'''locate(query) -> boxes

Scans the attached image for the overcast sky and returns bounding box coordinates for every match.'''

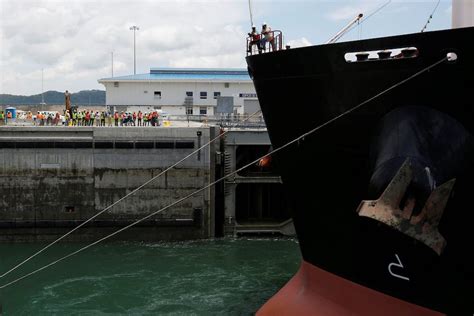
[0,0,452,95]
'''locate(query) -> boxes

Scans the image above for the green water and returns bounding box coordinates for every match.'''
[0,238,300,315]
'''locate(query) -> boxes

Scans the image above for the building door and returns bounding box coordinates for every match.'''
[243,99,260,114]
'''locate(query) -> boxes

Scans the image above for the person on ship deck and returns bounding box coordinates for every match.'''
[248,25,262,54]
[260,22,275,52]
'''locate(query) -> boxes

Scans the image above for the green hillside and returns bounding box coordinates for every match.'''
[0,90,105,106]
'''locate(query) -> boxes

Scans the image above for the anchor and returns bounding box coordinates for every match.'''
[356,159,455,255]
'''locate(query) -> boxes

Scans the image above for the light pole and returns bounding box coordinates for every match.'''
[129,25,139,75]
[111,51,114,77]
[41,68,44,105]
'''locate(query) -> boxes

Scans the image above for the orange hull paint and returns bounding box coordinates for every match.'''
[257,261,443,316]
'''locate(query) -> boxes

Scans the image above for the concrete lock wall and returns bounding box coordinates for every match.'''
[0,126,217,242]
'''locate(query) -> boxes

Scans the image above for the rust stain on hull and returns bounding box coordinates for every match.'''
[357,159,455,255]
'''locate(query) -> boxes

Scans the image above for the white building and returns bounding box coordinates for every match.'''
[98,68,259,116]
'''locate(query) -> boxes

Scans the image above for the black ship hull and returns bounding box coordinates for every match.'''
[247,27,474,314]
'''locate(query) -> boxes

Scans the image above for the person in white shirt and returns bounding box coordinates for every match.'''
[260,22,275,51]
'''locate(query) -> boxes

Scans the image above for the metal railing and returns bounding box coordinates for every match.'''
[0,114,267,129]
[246,30,283,56]
[172,114,266,129]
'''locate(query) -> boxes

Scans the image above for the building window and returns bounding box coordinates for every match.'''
[199,107,207,115]
[225,83,230,88]
[186,91,193,97]
[114,82,119,87]
[154,91,162,99]
[200,92,207,99]
[186,106,193,115]
[213,92,221,99]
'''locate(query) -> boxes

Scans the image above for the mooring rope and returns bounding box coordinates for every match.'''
[361,0,392,24]
[0,55,450,290]
[421,0,441,33]
[0,110,262,281]
[343,0,392,41]
[248,0,254,27]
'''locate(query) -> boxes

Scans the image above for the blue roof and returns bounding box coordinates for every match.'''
[99,68,251,82]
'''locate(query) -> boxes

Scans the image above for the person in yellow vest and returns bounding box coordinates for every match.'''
[77,111,83,126]
[100,111,105,127]
[72,111,77,126]
[0,111,4,125]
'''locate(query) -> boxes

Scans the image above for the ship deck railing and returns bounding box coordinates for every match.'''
[246,30,283,56]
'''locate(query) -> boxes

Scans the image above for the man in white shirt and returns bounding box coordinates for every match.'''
[260,23,275,51]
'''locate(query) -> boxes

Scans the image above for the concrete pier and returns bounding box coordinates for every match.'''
[0,126,217,242]
[0,126,293,242]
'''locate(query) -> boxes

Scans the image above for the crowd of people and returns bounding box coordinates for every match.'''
[0,109,163,127]
[65,110,161,127]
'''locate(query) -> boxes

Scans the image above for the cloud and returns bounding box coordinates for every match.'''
[141,26,196,51]
[328,4,372,21]
[286,37,312,48]
[0,0,249,94]
[327,0,394,22]
[0,0,453,95]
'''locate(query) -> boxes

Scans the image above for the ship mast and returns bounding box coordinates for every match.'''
[452,0,474,28]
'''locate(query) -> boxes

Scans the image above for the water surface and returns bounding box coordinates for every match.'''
[0,238,300,315]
